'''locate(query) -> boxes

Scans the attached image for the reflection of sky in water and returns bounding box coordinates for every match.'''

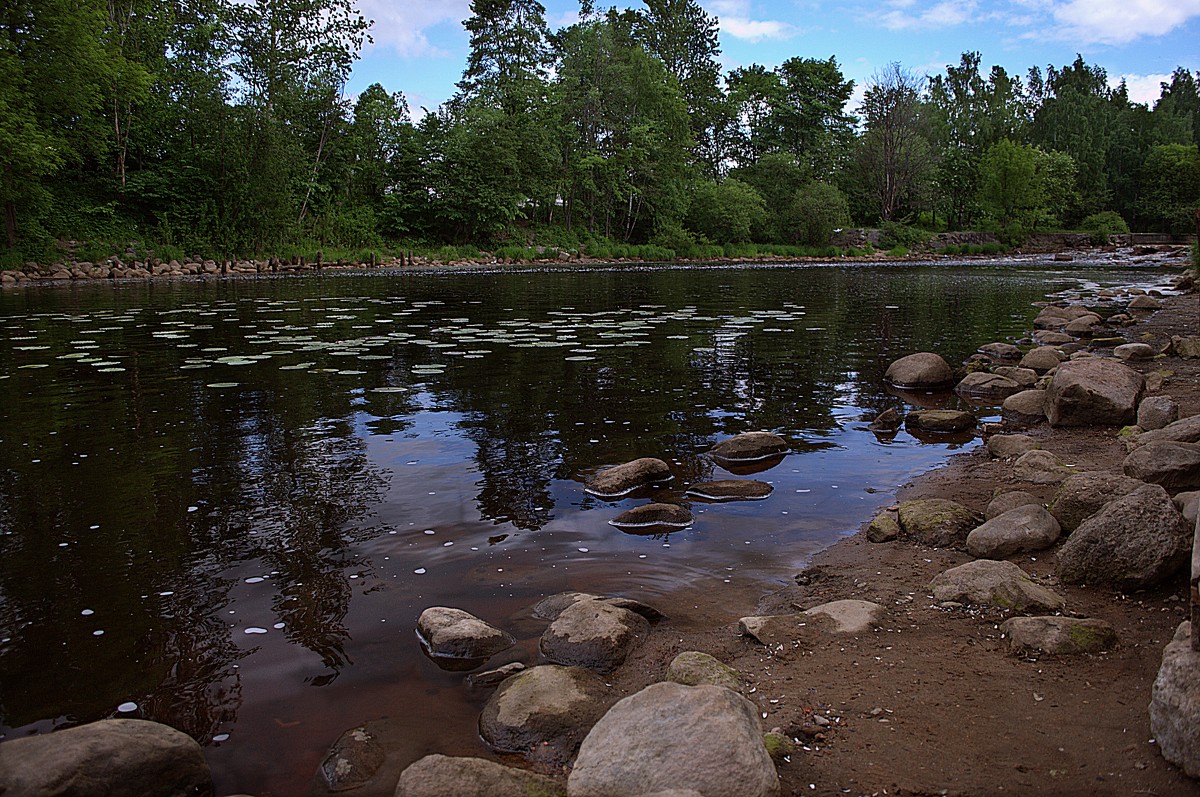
[0,260,1180,794]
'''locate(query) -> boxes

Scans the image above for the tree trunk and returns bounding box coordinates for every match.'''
[4,199,17,249]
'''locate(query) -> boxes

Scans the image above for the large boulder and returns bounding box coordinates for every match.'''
[1056,484,1191,590]
[567,683,779,797]
[416,607,515,665]
[1048,471,1146,532]
[396,754,566,797]
[929,560,1065,613]
[999,616,1117,655]
[0,719,213,797]
[897,499,980,548]
[1151,622,1200,778]
[955,372,1021,400]
[540,598,650,672]
[1044,358,1145,427]
[586,458,673,497]
[884,352,954,389]
[966,504,1061,559]
[709,432,788,462]
[479,665,612,764]
[1123,441,1200,492]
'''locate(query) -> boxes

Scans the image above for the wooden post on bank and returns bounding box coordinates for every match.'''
[316,250,323,270]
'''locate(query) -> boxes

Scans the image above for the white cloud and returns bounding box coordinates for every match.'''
[1113,73,1173,104]
[1050,0,1200,44]
[720,17,797,40]
[358,0,471,58]
[880,0,977,30]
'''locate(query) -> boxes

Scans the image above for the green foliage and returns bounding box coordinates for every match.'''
[683,179,767,243]
[1138,144,1200,234]
[879,221,930,250]
[1078,210,1130,243]
[784,182,852,246]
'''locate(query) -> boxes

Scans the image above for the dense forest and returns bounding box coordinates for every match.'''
[2,0,1198,265]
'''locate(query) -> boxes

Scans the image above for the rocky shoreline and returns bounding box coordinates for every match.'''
[1,261,1198,797]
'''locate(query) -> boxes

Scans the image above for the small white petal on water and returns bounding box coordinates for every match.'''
[414,568,427,574]
[244,627,268,635]
[117,702,138,713]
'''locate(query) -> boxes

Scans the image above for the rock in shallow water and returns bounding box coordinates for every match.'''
[416,607,515,664]
[540,598,650,672]
[884,352,954,389]
[585,457,673,497]
[709,432,788,462]
[684,480,772,501]
[609,503,694,529]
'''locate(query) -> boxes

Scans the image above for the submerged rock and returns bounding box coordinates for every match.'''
[319,726,385,793]
[709,432,788,463]
[585,458,673,497]
[568,683,780,797]
[610,503,694,529]
[868,407,903,432]
[685,480,773,501]
[884,352,954,389]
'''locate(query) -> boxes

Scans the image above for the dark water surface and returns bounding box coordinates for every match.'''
[0,260,1171,793]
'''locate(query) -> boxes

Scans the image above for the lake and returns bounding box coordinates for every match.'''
[0,258,1173,793]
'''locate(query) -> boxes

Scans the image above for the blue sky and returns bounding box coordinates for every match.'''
[346,0,1200,115]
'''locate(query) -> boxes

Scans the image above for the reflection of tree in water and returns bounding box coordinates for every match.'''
[468,430,557,530]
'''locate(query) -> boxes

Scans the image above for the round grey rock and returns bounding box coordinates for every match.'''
[986,434,1040,460]
[955,372,1021,400]
[1019,347,1065,374]
[540,599,650,672]
[999,616,1118,655]
[928,560,1065,613]
[568,682,780,797]
[396,754,566,797]
[417,607,516,662]
[0,719,212,797]
[685,480,772,501]
[897,499,980,548]
[1013,449,1074,484]
[1114,342,1156,361]
[1138,396,1180,431]
[884,352,954,389]
[966,504,1061,559]
[1002,389,1048,422]
[479,665,612,764]
[985,490,1042,520]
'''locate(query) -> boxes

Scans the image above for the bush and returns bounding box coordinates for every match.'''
[683,179,767,244]
[1079,211,1130,244]
[879,221,930,250]
[783,183,851,246]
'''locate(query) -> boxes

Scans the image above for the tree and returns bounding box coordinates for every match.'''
[635,0,726,173]
[1138,144,1200,233]
[783,182,850,246]
[683,179,766,243]
[856,63,934,222]
[977,139,1041,231]
[1153,67,1199,144]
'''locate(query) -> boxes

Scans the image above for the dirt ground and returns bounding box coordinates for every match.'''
[602,288,1200,797]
